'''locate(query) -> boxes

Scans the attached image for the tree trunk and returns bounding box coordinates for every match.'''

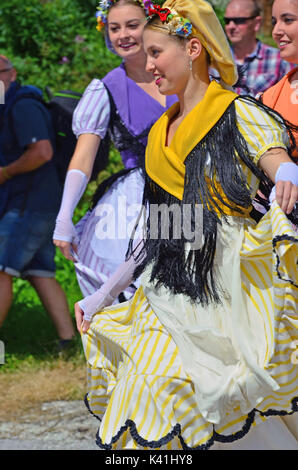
[260,0,274,36]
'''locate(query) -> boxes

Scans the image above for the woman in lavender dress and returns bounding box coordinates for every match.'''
[53,0,176,298]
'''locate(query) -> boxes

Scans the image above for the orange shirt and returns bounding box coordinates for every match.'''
[262,67,298,158]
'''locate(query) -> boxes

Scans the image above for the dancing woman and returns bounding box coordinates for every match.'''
[77,0,297,450]
[53,0,176,298]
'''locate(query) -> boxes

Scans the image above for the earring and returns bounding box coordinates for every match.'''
[189,59,193,71]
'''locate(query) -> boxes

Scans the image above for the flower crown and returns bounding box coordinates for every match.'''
[146,2,193,38]
[96,0,152,31]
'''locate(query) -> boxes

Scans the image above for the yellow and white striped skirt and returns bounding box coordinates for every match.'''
[82,202,298,450]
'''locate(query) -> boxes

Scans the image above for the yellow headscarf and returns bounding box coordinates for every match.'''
[146,81,239,204]
[149,0,238,87]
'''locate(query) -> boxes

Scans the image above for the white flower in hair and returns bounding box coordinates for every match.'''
[99,0,111,8]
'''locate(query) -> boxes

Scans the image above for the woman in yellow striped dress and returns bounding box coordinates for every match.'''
[76,0,298,450]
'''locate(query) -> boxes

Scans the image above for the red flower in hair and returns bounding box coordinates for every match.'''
[148,4,171,22]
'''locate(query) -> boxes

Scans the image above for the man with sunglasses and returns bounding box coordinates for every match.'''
[0,55,75,346]
[224,0,295,96]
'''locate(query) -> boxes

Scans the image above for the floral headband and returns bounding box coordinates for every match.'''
[146,2,193,38]
[96,0,152,31]
[96,0,192,38]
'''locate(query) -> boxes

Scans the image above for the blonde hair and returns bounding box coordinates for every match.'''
[145,17,212,65]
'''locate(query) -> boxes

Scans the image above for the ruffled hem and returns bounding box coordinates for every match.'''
[272,234,298,287]
[84,394,298,450]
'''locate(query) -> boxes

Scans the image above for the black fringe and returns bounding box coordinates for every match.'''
[129,96,296,305]
[105,86,150,171]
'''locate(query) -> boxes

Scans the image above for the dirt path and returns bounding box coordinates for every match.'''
[0,400,99,450]
[0,361,100,450]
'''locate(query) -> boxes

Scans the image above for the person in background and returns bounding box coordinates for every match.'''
[0,55,75,346]
[224,0,295,96]
[261,0,298,156]
[253,0,298,220]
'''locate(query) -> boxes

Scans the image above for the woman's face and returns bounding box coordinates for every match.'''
[107,4,146,59]
[272,0,298,63]
[143,27,189,95]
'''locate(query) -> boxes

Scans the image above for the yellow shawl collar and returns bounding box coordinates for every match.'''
[145,81,238,200]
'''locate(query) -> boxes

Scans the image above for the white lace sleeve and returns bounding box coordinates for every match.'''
[72,79,110,139]
[78,239,145,321]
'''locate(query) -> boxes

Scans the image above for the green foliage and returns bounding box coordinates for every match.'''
[213,6,225,27]
[0,0,121,92]
[258,34,276,48]
[209,0,228,8]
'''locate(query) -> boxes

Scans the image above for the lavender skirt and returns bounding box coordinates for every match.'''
[74,168,144,299]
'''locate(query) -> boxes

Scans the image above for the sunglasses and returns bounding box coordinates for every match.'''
[224,16,257,25]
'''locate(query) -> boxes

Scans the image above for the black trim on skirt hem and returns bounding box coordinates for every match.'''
[84,393,102,422]
[272,234,298,288]
[84,395,298,450]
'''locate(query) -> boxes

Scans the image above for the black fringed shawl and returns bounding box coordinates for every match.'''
[128,95,296,305]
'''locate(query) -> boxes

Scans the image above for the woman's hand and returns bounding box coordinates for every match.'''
[54,238,78,262]
[275,180,298,214]
[74,302,91,334]
[53,216,79,261]
[259,149,298,214]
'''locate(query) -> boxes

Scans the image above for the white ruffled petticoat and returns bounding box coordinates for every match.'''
[74,168,144,298]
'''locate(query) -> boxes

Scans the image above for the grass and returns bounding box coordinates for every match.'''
[1,301,83,369]
[1,257,84,369]
[0,293,87,420]
[0,273,87,420]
